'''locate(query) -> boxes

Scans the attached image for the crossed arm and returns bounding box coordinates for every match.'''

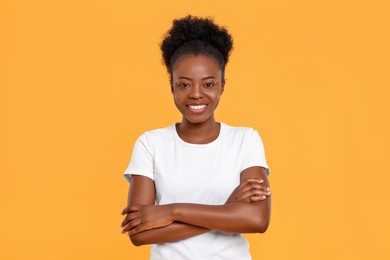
[120,166,272,246]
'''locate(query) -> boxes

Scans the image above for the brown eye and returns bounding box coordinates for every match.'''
[204,82,215,88]
[178,82,189,88]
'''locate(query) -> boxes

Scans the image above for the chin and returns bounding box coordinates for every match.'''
[183,115,213,125]
[176,105,214,124]
[186,119,206,125]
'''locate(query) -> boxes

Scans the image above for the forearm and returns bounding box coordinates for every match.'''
[172,202,267,233]
[130,221,211,246]
[121,175,271,240]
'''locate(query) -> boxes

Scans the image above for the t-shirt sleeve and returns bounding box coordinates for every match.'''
[240,128,271,176]
[123,133,154,183]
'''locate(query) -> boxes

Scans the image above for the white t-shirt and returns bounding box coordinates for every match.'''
[123,121,270,260]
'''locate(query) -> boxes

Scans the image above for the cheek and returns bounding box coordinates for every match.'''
[173,94,181,103]
[209,93,221,104]
[213,98,221,108]
[173,95,185,109]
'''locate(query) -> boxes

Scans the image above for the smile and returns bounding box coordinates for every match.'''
[186,104,207,113]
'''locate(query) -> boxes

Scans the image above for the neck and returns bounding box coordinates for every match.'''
[177,116,220,141]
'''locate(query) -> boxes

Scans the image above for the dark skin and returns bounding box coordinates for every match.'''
[120,54,272,245]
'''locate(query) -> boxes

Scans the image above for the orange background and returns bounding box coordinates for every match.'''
[1,0,389,259]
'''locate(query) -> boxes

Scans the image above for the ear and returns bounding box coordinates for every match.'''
[220,83,224,95]
[169,76,174,93]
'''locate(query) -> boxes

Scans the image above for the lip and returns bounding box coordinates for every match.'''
[186,104,208,113]
[187,103,207,106]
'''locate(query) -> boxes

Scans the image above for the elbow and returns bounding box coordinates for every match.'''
[257,219,270,233]
[250,212,270,233]
[249,219,269,233]
[244,214,270,233]
[129,234,144,247]
[256,212,271,233]
[237,203,271,233]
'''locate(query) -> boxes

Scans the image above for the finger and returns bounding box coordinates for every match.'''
[236,189,264,201]
[121,207,128,215]
[237,179,264,190]
[121,205,140,215]
[250,184,268,190]
[249,196,265,202]
[240,185,254,193]
[252,189,272,196]
[244,178,264,184]
[120,212,138,228]
[236,190,256,201]
[254,190,272,200]
[239,179,263,191]
[127,223,148,236]
[254,185,271,193]
[122,218,142,234]
[248,195,264,202]
[240,181,262,191]
[240,183,267,193]
[250,194,270,201]
[248,183,271,192]
[235,180,254,191]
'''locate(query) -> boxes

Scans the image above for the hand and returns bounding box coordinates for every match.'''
[120,204,174,236]
[225,178,271,204]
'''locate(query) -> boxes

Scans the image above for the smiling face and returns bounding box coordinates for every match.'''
[171,54,224,125]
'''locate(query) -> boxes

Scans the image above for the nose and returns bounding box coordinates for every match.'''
[189,84,203,99]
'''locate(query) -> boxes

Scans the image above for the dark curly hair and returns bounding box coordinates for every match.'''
[160,15,234,85]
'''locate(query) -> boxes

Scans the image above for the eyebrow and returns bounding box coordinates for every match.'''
[177,76,216,80]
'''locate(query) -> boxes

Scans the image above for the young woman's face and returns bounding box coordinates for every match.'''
[171,54,224,124]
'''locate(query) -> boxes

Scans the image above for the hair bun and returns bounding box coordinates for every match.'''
[160,15,233,70]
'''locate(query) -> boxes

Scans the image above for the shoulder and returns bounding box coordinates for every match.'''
[135,123,175,148]
[221,122,270,176]
[222,122,262,142]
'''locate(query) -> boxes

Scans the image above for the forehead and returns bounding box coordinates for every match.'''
[172,55,221,78]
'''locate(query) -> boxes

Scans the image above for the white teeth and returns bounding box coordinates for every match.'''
[188,105,206,109]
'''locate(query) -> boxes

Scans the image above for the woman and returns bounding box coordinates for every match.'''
[120,15,272,259]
